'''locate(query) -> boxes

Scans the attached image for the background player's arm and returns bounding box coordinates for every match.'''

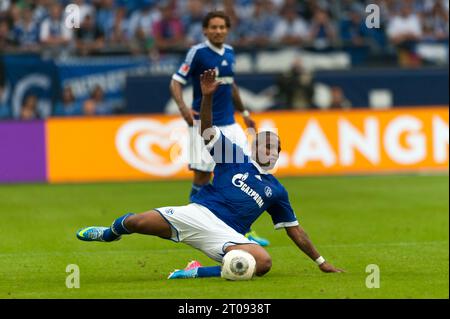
[285,225,344,273]
[200,69,220,143]
[169,79,198,126]
[232,83,256,129]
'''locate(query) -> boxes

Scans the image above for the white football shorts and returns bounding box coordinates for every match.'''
[188,122,249,172]
[155,203,255,262]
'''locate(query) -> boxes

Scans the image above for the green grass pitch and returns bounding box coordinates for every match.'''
[0,174,448,299]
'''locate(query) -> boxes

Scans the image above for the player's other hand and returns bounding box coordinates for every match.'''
[243,115,256,129]
[200,69,220,96]
[181,107,198,126]
[319,262,345,273]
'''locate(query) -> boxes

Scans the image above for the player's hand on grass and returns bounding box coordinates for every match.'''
[319,262,345,273]
[200,69,220,96]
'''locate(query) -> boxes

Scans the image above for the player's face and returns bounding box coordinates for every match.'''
[203,17,229,47]
[253,132,281,171]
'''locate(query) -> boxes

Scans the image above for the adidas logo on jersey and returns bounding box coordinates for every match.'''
[221,60,228,66]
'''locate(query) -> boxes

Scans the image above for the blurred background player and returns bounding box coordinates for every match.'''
[76,69,344,279]
[169,10,269,246]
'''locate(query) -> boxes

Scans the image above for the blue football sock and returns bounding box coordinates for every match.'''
[102,229,119,242]
[189,183,203,201]
[197,266,221,278]
[102,213,134,242]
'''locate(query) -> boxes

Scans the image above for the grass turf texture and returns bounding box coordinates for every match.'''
[0,175,448,299]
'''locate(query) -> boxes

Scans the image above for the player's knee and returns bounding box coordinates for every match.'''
[124,214,145,232]
[255,256,272,276]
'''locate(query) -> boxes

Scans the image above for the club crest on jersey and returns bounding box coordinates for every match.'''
[232,173,264,208]
[264,186,273,198]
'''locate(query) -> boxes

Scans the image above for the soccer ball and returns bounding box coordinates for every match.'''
[221,249,256,281]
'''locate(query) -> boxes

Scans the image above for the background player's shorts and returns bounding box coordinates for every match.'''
[188,122,249,172]
[155,203,255,262]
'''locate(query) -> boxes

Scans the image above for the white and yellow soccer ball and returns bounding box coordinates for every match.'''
[221,249,256,281]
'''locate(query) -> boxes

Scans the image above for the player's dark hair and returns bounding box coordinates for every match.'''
[202,11,231,29]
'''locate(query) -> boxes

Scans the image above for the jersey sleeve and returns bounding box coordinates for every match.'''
[205,126,249,166]
[172,45,198,85]
[267,187,299,229]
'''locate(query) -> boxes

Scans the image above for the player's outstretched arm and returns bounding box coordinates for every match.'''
[285,225,345,273]
[199,69,220,143]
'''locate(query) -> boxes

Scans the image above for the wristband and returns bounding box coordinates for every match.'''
[315,256,326,266]
[242,110,250,117]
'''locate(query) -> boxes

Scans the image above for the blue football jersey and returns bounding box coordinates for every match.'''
[172,40,236,126]
[191,127,299,235]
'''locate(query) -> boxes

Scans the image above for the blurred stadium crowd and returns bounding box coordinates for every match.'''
[0,0,448,120]
[0,0,448,60]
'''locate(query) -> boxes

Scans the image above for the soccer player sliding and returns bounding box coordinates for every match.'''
[76,69,344,279]
[170,11,269,247]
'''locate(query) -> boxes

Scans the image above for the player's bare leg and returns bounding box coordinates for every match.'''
[124,211,172,238]
[76,210,172,242]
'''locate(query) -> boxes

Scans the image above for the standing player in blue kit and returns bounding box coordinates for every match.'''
[169,11,269,246]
